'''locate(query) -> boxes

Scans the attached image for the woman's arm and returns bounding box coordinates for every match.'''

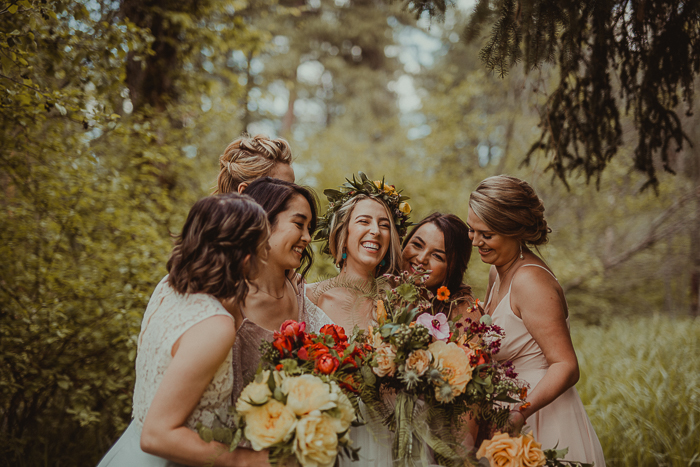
[140,315,269,467]
[509,267,579,425]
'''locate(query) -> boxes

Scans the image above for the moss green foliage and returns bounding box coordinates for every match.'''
[573,316,700,466]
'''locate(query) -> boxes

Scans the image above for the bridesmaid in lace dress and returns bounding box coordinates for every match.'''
[224,178,334,408]
[467,175,605,466]
[97,194,271,467]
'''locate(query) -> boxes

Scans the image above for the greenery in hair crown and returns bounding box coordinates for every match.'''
[315,172,412,255]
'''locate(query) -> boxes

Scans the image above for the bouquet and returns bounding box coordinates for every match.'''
[198,320,366,467]
[476,432,594,467]
[358,271,528,466]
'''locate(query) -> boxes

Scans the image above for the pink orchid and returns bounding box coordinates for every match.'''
[416,313,450,341]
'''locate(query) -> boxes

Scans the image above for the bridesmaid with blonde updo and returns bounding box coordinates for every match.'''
[214,133,295,194]
[468,175,605,466]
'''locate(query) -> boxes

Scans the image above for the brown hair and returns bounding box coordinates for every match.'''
[327,195,401,277]
[215,134,293,194]
[166,194,269,302]
[244,177,319,278]
[468,175,551,246]
[402,212,473,297]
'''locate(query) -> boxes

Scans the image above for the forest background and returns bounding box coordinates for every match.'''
[1,0,699,466]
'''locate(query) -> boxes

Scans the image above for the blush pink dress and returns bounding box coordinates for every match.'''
[486,264,606,466]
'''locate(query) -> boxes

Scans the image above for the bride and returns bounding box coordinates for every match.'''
[306,175,415,466]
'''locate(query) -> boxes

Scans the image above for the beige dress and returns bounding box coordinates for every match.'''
[98,276,234,467]
[487,264,605,466]
[231,276,334,404]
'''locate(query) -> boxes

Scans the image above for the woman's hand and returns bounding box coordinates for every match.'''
[140,314,255,467]
[507,410,526,436]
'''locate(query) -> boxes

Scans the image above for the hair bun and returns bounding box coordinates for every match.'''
[469,175,551,246]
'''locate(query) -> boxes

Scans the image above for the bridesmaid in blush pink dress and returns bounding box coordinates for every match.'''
[468,175,605,466]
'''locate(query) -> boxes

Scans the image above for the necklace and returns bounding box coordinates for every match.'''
[258,284,286,300]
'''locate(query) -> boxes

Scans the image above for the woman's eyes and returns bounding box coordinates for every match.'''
[380,223,391,229]
[433,254,445,262]
[468,228,492,240]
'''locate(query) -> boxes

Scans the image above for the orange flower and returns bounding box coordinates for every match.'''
[436,286,450,301]
[315,353,340,374]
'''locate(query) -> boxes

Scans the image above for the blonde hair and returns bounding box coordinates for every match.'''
[215,134,293,194]
[327,195,401,277]
[469,175,551,246]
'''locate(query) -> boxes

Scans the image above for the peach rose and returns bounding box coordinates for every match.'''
[242,399,297,451]
[476,432,521,467]
[428,340,473,400]
[520,433,546,467]
[372,342,397,377]
[294,412,339,467]
[399,202,411,214]
[283,374,336,416]
[328,384,356,433]
[405,349,432,376]
[236,370,272,413]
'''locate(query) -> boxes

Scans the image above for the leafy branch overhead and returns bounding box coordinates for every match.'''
[408,0,700,190]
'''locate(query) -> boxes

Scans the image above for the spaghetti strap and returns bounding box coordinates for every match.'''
[507,264,558,294]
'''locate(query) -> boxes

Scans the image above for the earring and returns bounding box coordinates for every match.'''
[342,252,347,260]
[519,244,524,260]
[380,258,386,267]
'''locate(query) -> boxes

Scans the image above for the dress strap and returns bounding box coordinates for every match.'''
[508,264,558,293]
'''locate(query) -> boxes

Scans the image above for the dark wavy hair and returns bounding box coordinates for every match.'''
[166,194,269,302]
[244,177,319,278]
[403,212,473,305]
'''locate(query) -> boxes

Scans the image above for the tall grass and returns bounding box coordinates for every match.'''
[572,315,700,466]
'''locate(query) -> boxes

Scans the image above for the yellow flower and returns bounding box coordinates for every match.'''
[376,300,387,325]
[235,370,272,413]
[283,374,336,416]
[372,342,397,377]
[294,412,339,467]
[242,398,297,451]
[399,201,411,214]
[374,180,396,194]
[405,349,432,376]
[476,432,521,467]
[428,340,473,400]
[520,433,546,467]
[328,383,356,433]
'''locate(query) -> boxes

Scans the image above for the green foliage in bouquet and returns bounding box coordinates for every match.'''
[358,271,528,466]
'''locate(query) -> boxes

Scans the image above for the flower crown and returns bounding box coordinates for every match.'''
[315,172,412,255]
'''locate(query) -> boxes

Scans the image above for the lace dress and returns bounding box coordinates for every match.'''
[97,276,234,467]
[487,264,605,466]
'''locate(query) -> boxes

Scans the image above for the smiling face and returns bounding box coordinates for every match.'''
[466,207,520,267]
[402,222,447,290]
[344,198,392,274]
[266,193,312,271]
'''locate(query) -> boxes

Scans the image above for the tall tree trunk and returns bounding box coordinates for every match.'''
[280,70,297,138]
[120,0,199,112]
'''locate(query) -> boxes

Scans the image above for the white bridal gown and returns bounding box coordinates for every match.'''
[97,276,235,467]
[304,285,432,467]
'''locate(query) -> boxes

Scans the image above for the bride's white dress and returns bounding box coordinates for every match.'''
[304,285,417,467]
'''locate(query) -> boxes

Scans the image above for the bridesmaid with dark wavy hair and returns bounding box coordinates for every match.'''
[98,193,271,467]
[402,212,480,322]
